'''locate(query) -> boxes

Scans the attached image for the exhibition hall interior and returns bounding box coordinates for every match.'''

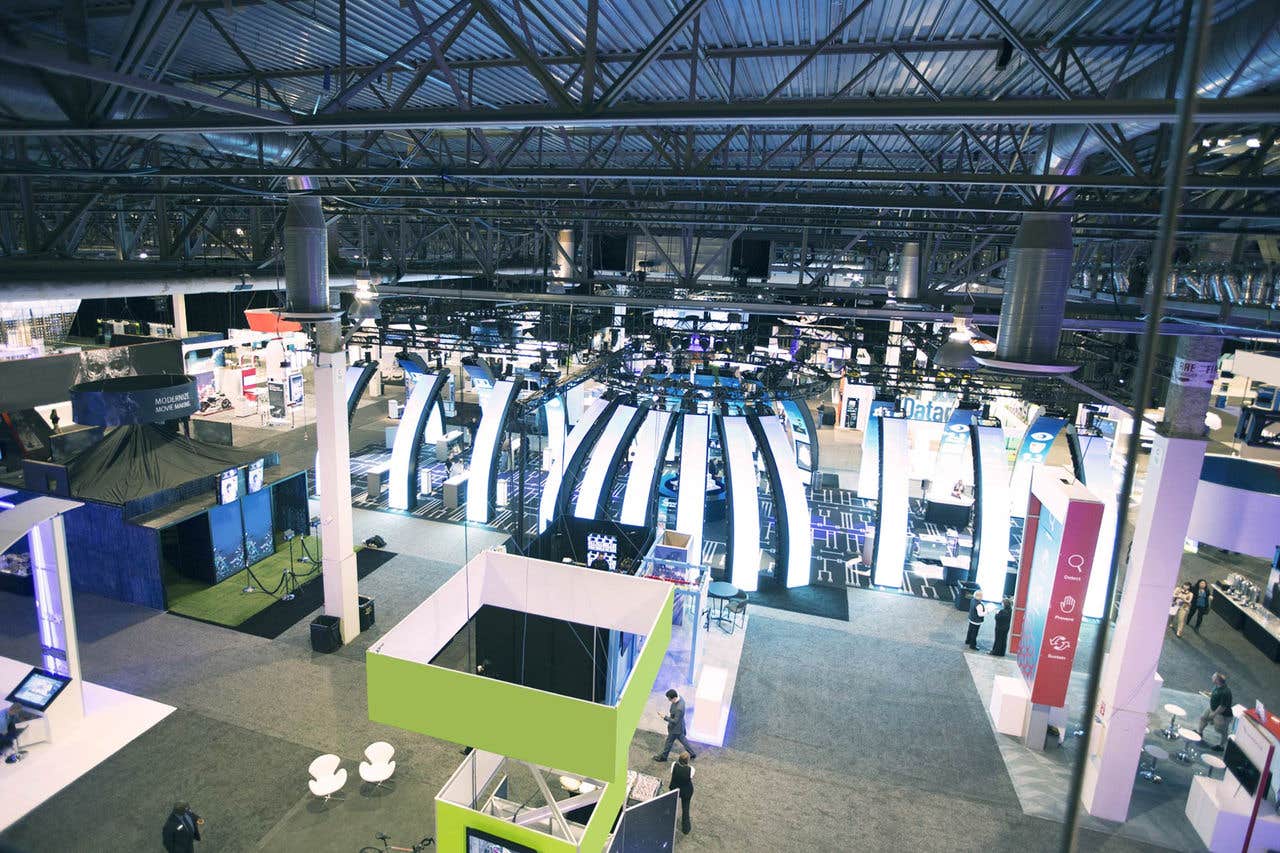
[2,0,1280,850]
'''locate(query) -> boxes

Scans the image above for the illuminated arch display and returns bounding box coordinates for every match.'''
[388,369,448,511]
[751,413,812,588]
[466,379,518,525]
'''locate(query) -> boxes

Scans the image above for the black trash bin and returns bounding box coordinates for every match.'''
[359,595,376,632]
[310,614,342,653]
[954,581,979,612]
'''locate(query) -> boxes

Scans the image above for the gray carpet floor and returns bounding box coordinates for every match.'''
[0,506,1262,852]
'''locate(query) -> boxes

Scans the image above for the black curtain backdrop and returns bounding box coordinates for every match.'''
[71,291,285,338]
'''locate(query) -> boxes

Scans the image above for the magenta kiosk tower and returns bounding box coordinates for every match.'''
[1010,467,1104,750]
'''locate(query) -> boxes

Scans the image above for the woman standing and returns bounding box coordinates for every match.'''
[1173,582,1194,637]
[1189,579,1212,632]
[668,752,695,835]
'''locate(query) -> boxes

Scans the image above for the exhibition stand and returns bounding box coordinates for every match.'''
[0,493,174,831]
[366,549,673,852]
[1185,709,1280,851]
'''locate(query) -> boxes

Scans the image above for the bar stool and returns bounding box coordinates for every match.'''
[1176,728,1202,763]
[1161,703,1186,740]
[1200,753,1226,778]
[1138,744,1168,784]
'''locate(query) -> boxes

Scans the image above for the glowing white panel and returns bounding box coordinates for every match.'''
[574,405,638,519]
[757,414,812,588]
[857,401,896,498]
[722,416,761,592]
[424,399,444,442]
[543,396,566,472]
[973,423,1012,598]
[620,409,674,526]
[467,380,517,524]
[389,371,440,510]
[538,397,608,531]
[1077,432,1117,618]
[675,414,710,562]
[872,416,909,587]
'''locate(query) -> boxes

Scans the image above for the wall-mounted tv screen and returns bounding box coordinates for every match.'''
[217,467,240,505]
[247,458,265,494]
[465,828,536,853]
[1224,738,1269,796]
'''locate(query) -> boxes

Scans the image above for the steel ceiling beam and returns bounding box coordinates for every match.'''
[594,0,711,110]
[0,47,294,125]
[5,95,1274,137]
[7,164,1278,192]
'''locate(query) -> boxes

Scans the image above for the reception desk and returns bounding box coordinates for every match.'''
[1213,585,1280,662]
[1186,775,1280,851]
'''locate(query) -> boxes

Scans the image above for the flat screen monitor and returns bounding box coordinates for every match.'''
[1224,738,1269,796]
[247,458,265,494]
[217,467,240,505]
[465,828,536,853]
[5,667,71,711]
[609,789,678,853]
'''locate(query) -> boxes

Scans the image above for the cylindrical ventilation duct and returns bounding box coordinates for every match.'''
[897,242,920,300]
[993,213,1073,367]
[283,177,328,315]
[555,228,575,281]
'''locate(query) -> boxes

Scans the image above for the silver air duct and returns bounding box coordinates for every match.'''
[992,213,1073,368]
[282,176,340,352]
[1048,0,1280,174]
[896,242,921,300]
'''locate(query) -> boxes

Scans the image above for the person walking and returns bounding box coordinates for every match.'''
[989,597,1013,657]
[653,689,696,762]
[1173,582,1194,637]
[1188,579,1212,631]
[161,801,204,853]
[1196,672,1234,750]
[668,752,695,835]
[965,590,987,650]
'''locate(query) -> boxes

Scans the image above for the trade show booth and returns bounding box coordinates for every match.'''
[366,549,674,851]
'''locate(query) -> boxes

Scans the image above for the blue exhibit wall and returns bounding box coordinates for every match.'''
[60,499,166,609]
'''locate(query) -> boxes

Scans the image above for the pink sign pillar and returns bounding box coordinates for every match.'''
[1016,468,1103,750]
[1081,335,1221,821]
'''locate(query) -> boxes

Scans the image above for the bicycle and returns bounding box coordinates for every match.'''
[360,831,434,853]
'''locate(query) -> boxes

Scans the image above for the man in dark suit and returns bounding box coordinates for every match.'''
[653,688,697,762]
[162,801,203,853]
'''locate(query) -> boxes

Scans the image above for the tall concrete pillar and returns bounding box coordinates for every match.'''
[283,182,360,643]
[1081,335,1222,821]
[171,295,189,337]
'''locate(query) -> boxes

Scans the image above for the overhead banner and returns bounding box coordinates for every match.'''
[69,375,198,426]
[1009,416,1069,519]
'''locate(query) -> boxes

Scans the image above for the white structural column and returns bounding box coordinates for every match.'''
[620,409,674,526]
[314,348,360,642]
[675,413,710,566]
[171,294,189,337]
[1081,335,1221,821]
[721,415,761,592]
[972,422,1012,597]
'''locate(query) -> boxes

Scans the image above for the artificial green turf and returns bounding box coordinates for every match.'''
[165,535,328,627]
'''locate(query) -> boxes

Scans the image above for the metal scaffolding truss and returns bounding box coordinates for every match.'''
[0,0,1276,282]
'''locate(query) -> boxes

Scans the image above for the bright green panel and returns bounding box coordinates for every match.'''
[367,653,620,781]
[612,587,674,776]
[578,778,627,853]
[435,799,577,853]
